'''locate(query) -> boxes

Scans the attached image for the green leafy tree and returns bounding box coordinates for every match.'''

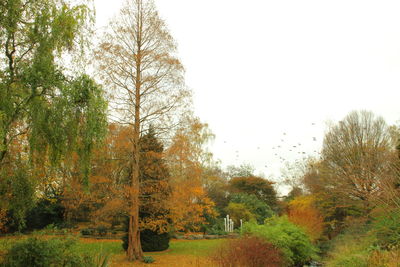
[203,166,230,215]
[229,176,277,209]
[1,167,35,231]
[230,193,274,224]
[0,0,107,181]
[225,203,256,226]
[0,0,107,233]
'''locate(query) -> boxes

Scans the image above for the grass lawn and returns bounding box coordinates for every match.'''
[83,238,225,266]
[0,235,225,267]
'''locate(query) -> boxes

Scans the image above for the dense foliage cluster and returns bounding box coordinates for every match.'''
[243,217,317,266]
[0,236,102,267]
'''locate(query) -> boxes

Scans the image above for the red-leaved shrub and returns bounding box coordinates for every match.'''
[211,236,285,267]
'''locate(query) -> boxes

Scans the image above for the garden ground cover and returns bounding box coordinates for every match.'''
[0,236,225,267]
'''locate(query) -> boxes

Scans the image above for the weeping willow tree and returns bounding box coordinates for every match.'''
[0,0,107,181]
[0,0,107,230]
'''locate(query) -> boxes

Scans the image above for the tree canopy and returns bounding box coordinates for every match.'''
[229,176,277,209]
[0,0,107,185]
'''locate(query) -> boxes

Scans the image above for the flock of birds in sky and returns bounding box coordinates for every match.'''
[223,122,321,172]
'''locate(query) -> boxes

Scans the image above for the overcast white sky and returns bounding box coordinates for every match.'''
[95,0,400,187]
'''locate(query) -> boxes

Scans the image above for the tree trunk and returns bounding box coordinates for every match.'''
[127,204,143,260]
[127,116,143,261]
[127,82,144,261]
[127,2,143,259]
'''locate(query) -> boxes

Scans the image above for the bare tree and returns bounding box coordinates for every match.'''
[321,110,393,213]
[95,0,189,261]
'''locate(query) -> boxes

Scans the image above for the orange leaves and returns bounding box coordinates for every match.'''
[140,217,169,233]
[287,195,324,242]
[164,118,217,232]
[166,164,216,232]
[168,189,215,232]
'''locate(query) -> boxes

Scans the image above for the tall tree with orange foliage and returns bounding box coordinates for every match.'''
[166,117,217,232]
[95,0,189,261]
[63,124,172,234]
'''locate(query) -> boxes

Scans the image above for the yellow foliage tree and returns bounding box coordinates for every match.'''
[166,117,217,232]
[287,195,324,241]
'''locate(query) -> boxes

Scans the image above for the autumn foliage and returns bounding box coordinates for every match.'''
[211,236,284,267]
[166,119,217,232]
[287,195,324,242]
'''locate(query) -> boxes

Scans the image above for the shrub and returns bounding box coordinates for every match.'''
[225,202,256,225]
[0,236,98,267]
[242,216,317,266]
[122,229,170,252]
[25,198,64,231]
[373,209,400,249]
[202,220,227,235]
[140,229,170,252]
[230,193,274,224]
[143,256,155,264]
[211,236,284,267]
[322,222,372,267]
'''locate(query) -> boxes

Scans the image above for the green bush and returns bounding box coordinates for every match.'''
[242,216,317,266]
[373,209,400,249]
[0,236,99,267]
[225,203,256,225]
[143,256,155,264]
[202,220,227,235]
[140,229,169,252]
[230,193,274,224]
